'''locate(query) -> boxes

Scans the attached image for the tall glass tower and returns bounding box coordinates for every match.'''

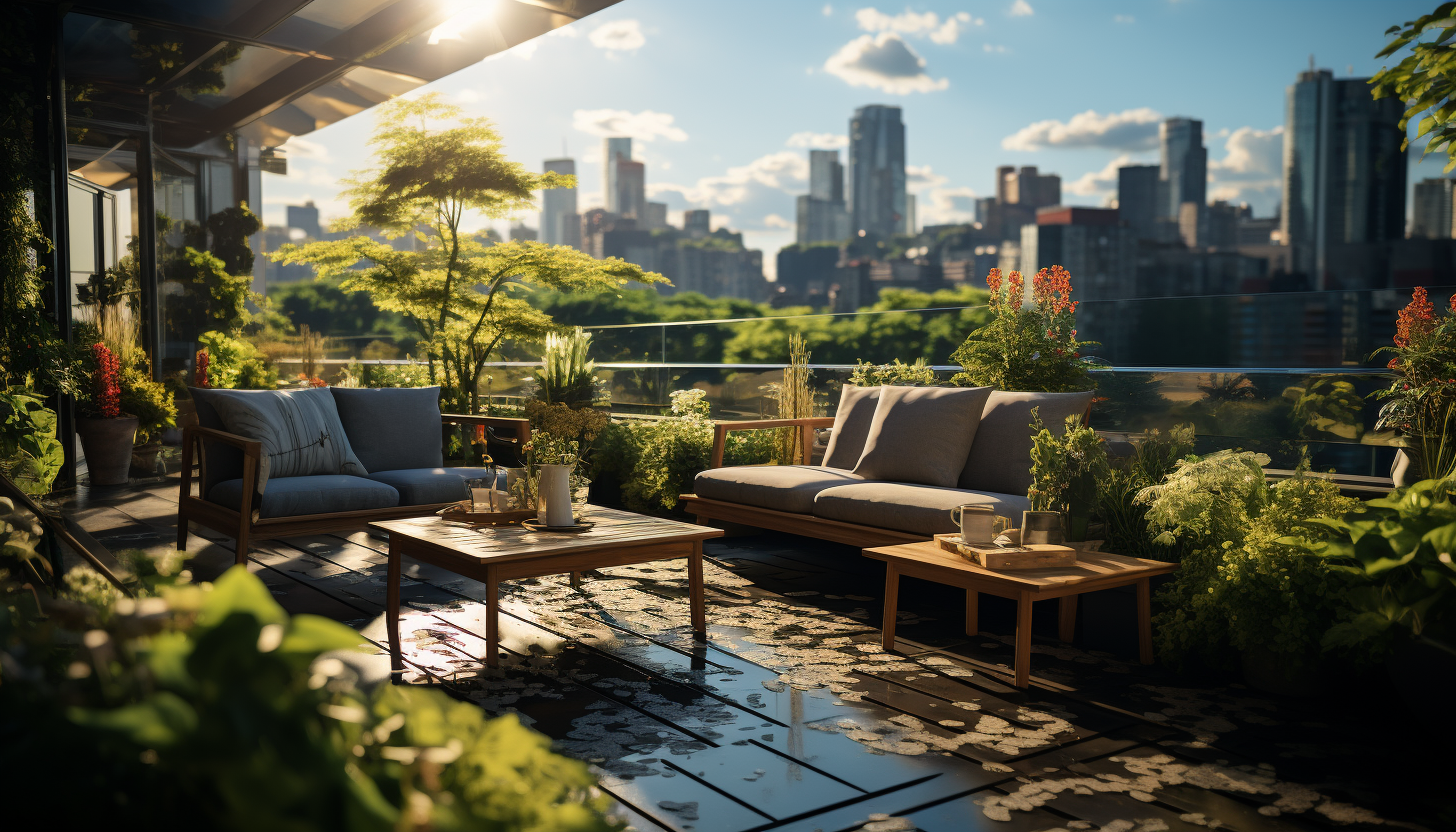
[1159,117,1207,221]
[541,158,578,247]
[848,105,906,238]
[1281,68,1407,287]
[603,137,632,214]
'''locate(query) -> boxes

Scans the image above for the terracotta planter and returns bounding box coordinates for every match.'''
[76,416,138,486]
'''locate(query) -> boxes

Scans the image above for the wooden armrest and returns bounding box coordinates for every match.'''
[440,414,531,446]
[183,425,262,457]
[709,417,836,469]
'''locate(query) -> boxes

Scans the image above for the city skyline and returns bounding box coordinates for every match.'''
[259,0,1445,280]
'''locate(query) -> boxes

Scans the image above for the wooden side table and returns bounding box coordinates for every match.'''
[863,541,1178,688]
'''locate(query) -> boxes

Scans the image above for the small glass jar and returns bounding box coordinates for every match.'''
[464,477,497,512]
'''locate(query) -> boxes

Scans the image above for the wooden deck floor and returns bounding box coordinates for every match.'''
[60,476,1443,832]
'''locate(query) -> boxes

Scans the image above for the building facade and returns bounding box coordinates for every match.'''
[541,158,579,248]
[603,137,632,215]
[1159,117,1207,222]
[848,105,906,238]
[1412,177,1455,239]
[1117,165,1159,242]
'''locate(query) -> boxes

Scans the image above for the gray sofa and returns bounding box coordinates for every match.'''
[177,385,528,564]
[684,387,1094,545]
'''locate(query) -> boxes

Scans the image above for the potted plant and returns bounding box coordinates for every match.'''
[526,432,579,526]
[950,266,1098,393]
[75,343,138,486]
[1372,287,1456,485]
[1027,408,1109,541]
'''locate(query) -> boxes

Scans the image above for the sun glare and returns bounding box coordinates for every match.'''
[428,0,501,45]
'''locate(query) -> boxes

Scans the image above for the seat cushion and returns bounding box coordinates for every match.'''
[189,387,242,496]
[330,387,444,473]
[959,390,1095,496]
[204,387,367,493]
[853,386,993,488]
[821,385,881,470]
[694,465,866,514]
[207,475,399,519]
[367,467,507,507]
[813,482,1030,537]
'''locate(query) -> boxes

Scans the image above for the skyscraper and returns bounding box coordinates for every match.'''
[615,159,646,221]
[1117,165,1159,241]
[1159,117,1207,221]
[1412,178,1455,239]
[683,209,711,238]
[541,158,579,248]
[1281,68,1407,286]
[285,201,321,239]
[797,149,850,244]
[603,137,632,214]
[1000,166,1060,209]
[848,105,906,238]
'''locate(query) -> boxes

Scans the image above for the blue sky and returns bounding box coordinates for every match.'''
[261,0,1445,279]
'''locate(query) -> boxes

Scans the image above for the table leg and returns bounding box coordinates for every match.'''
[1136,577,1154,664]
[688,542,706,638]
[965,588,979,637]
[1058,595,1077,643]
[386,540,402,681]
[570,571,582,589]
[1014,591,1033,688]
[485,565,499,668]
[882,564,900,653]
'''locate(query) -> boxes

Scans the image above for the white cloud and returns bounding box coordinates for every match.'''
[279,136,331,163]
[983,43,1009,54]
[786,132,849,149]
[1064,154,1140,196]
[547,23,580,38]
[823,33,949,95]
[1114,14,1135,24]
[508,40,539,60]
[1001,107,1163,151]
[649,151,809,214]
[589,19,645,52]
[906,163,948,192]
[454,88,481,103]
[763,213,793,229]
[919,186,979,225]
[572,109,688,142]
[1208,126,1284,207]
[1009,0,1034,17]
[855,9,982,44]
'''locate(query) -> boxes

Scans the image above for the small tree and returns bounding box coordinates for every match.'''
[273,94,665,412]
[1371,2,1456,171]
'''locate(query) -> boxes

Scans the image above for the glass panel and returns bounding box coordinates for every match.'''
[101,192,117,270]
[207,160,235,216]
[67,182,97,278]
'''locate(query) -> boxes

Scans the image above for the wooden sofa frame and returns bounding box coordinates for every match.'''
[682,403,1093,548]
[177,414,530,566]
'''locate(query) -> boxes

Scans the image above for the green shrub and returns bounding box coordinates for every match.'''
[0,512,620,831]
[1097,425,1195,559]
[119,361,176,445]
[198,330,278,389]
[849,358,937,387]
[0,390,64,495]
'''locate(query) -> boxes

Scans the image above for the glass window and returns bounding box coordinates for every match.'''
[67,182,97,277]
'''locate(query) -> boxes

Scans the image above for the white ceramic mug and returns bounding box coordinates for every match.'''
[951,505,1011,544]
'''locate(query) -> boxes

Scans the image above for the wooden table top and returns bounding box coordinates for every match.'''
[863,540,1178,590]
[370,505,723,565]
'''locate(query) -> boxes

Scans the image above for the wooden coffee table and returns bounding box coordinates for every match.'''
[863,541,1178,687]
[370,507,723,673]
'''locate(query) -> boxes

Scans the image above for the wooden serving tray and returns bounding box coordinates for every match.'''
[438,502,537,526]
[934,534,1078,569]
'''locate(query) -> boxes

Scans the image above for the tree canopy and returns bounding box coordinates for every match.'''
[1371,2,1456,171]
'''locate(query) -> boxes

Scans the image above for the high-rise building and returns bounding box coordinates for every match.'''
[603,137,632,214]
[1159,117,1207,222]
[683,209,711,238]
[797,149,850,244]
[644,201,668,231]
[1117,165,1159,241]
[1412,178,1456,239]
[285,201,321,239]
[509,223,537,242]
[902,194,917,235]
[615,159,646,220]
[848,105,906,238]
[541,158,579,248]
[1021,206,1135,301]
[1281,68,1407,287]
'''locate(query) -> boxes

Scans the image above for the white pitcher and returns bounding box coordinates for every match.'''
[537,463,575,526]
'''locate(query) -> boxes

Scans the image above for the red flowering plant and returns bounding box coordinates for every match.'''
[1374,286,1456,478]
[81,342,124,419]
[950,266,1099,392]
[193,348,210,388]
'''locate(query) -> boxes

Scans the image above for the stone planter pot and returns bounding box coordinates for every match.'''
[76,416,138,486]
[1240,644,1322,697]
[129,441,163,478]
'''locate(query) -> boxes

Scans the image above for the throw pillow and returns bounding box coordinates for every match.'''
[958,390,1094,495]
[821,384,881,470]
[207,387,367,493]
[851,386,993,487]
[330,386,444,472]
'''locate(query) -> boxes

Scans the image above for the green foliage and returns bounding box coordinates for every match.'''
[849,358,938,387]
[0,525,621,831]
[119,360,176,446]
[1373,288,1456,479]
[162,238,255,342]
[269,277,416,353]
[1097,425,1196,560]
[1294,478,1456,656]
[535,328,601,409]
[205,204,263,276]
[197,331,278,390]
[0,390,64,496]
[1285,376,1365,441]
[1027,410,1109,515]
[1138,450,1271,551]
[273,94,663,414]
[1370,2,1456,171]
[950,267,1097,393]
[772,334,816,465]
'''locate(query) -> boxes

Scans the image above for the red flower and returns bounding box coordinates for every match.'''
[1395,286,1436,348]
[475,424,486,444]
[91,343,121,419]
[193,349,210,388]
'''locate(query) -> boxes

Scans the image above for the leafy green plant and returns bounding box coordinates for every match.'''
[1027,409,1108,539]
[950,266,1097,393]
[849,358,938,387]
[534,327,601,409]
[119,360,176,446]
[197,330,278,390]
[1295,478,1456,657]
[0,512,621,830]
[0,390,64,496]
[1372,287,1456,480]
[1097,424,1195,559]
[1370,2,1456,171]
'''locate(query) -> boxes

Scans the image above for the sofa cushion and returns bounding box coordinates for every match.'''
[694,465,866,514]
[812,482,1030,537]
[959,390,1094,496]
[205,387,367,493]
[330,387,444,473]
[821,385,880,470]
[367,467,508,507]
[852,386,993,488]
[188,387,242,496]
[208,475,399,519]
